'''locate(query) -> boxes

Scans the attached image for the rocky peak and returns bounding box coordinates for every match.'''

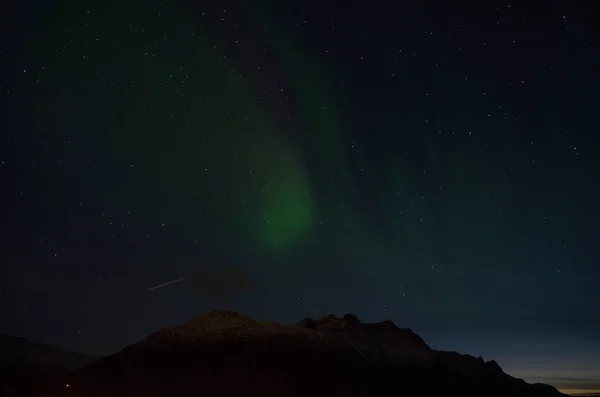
[295,313,431,353]
[485,359,504,373]
[142,310,279,344]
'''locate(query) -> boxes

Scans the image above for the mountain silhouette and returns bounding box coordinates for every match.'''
[0,334,100,397]
[57,310,568,397]
[0,334,100,371]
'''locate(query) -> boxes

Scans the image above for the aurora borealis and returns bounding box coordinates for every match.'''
[1,0,599,393]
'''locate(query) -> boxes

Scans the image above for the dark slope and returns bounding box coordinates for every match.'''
[63,310,567,397]
[0,334,100,397]
[0,334,99,371]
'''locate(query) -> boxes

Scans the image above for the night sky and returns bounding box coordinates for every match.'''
[1,0,599,393]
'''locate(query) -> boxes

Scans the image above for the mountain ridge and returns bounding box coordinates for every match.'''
[0,333,100,371]
[60,310,569,397]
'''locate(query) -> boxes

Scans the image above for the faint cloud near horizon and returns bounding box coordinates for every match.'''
[525,375,600,395]
[186,266,251,303]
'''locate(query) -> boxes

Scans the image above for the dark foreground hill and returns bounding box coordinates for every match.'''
[0,334,100,397]
[57,310,568,397]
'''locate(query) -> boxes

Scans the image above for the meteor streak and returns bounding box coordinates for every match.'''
[147,277,186,291]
